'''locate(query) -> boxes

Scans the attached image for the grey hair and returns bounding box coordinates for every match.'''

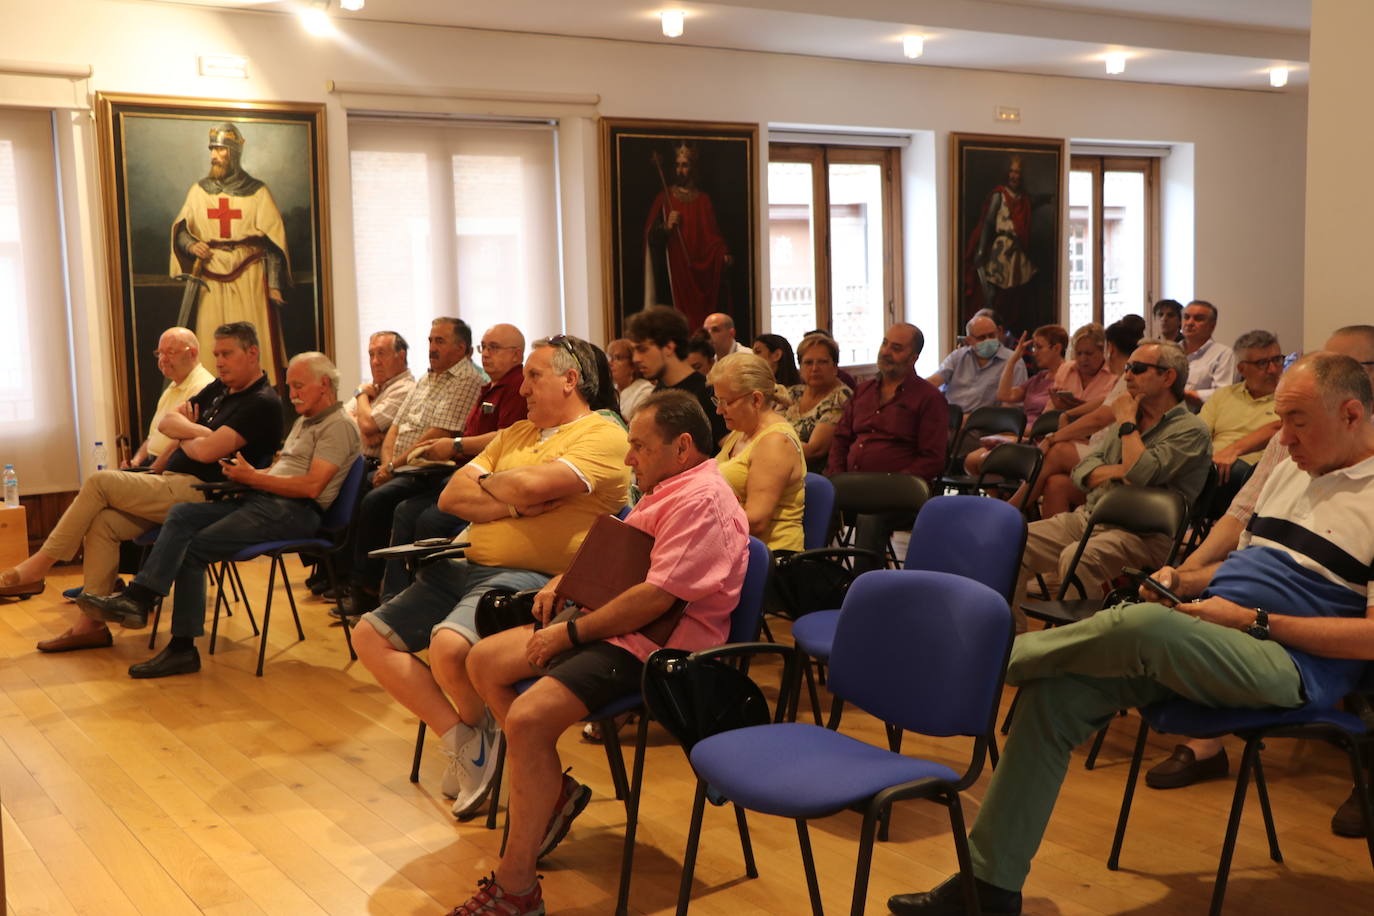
[288,351,340,391]
[532,335,599,405]
[1139,337,1189,401]
[966,313,997,335]
[1234,329,1279,355]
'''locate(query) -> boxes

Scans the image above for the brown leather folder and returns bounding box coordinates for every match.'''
[558,514,686,645]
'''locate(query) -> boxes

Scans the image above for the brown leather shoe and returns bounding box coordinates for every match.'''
[1145,744,1229,789]
[1332,785,1371,837]
[0,567,45,597]
[36,626,114,653]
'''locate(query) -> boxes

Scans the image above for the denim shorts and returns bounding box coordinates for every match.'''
[363,558,550,651]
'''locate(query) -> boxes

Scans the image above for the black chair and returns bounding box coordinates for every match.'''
[827,472,931,567]
[1180,463,1221,559]
[1021,486,1189,629]
[945,402,963,455]
[938,405,1027,493]
[1028,409,1063,441]
[974,441,1044,514]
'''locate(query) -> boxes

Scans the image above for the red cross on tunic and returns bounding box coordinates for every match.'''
[207,196,242,238]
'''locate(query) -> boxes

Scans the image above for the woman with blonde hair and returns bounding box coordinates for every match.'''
[784,333,852,472]
[707,352,805,552]
[607,337,654,420]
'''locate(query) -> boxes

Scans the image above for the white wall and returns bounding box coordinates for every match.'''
[7,0,1308,436]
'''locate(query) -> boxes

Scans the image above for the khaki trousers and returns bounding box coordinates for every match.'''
[1013,505,1173,629]
[40,470,206,595]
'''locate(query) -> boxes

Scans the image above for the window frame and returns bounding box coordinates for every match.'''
[1068,154,1160,326]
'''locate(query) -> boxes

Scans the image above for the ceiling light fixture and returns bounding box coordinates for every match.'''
[661,10,685,39]
[300,0,335,36]
[1104,51,1126,75]
[339,0,364,9]
[903,35,924,60]
[1269,66,1289,88]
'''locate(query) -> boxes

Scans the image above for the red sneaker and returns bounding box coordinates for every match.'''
[538,769,591,860]
[446,873,544,916]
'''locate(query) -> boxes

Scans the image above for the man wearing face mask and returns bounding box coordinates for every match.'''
[927,314,1027,412]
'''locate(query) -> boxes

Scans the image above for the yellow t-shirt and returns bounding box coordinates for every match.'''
[1199,381,1278,464]
[716,420,805,552]
[464,414,630,575]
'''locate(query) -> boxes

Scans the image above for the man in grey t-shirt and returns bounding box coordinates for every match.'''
[78,352,362,679]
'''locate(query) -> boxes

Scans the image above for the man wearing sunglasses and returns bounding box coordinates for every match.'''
[1011,339,1213,620]
[1199,330,1284,486]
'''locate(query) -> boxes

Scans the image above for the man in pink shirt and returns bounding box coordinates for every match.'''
[459,388,750,916]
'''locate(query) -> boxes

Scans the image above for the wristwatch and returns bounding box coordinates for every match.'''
[1118,421,1138,437]
[452,437,464,460]
[1246,608,1270,640]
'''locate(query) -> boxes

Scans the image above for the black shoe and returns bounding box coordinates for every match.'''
[336,589,378,619]
[888,875,1022,916]
[1332,786,1370,838]
[318,582,349,601]
[1145,745,1229,789]
[128,644,201,679]
[76,592,151,629]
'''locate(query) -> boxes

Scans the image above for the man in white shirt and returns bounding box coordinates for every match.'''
[1181,300,1236,407]
[703,312,748,360]
[123,327,215,469]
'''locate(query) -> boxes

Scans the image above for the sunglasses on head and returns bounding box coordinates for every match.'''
[1126,361,1166,375]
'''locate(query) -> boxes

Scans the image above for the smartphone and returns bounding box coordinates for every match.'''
[1122,566,1184,605]
[414,536,451,547]
[219,457,237,466]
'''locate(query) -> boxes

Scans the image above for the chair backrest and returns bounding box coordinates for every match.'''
[727,536,772,643]
[828,569,1013,738]
[902,494,1027,605]
[975,442,1044,511]
[1056,485,1188,598]
[319,457,367,537]
[1028,409,1062,440]
[829,472,930,516]
[948,405,1027,470]
[801,473,835,550]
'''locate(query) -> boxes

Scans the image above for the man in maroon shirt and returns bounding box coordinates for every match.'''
[827,322,948,480]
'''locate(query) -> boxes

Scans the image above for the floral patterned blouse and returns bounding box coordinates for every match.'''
[784,383,853,446]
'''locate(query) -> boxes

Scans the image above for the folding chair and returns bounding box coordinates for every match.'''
[660,569,1014,916]
[826,472,930,566]
[1107,668,1374,915]
[207,457,367,676]
[938,405,1027,494]
[1028,408,1063,442]
[974,441,1044,514]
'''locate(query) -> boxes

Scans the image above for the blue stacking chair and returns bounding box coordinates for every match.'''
[145,524,256,650]
[666,569,1015,915]
[1107,668,1374,916]
[207,456,367,676]
[790,495,1026,728]
[801,472,835,550]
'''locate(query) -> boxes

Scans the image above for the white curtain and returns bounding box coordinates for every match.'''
[348,117,562,371]
[0,107,79,494]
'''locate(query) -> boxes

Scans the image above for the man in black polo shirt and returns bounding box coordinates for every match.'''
[626,305,727,446]
[2,321,282,652]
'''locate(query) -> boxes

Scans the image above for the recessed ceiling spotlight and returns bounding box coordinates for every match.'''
[300,0,335,36]
[661,10,685,39]
[1104,51,1126,75]
[1269,66,1289,88]
[903,35,924,60]
[340,0,364,10]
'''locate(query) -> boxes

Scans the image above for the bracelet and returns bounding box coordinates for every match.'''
[566,617,581,647]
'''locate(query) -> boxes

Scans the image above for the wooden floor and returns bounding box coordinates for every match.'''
[1,560,1371,915]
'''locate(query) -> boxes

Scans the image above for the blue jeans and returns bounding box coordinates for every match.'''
[364,559,549,651]
[134,494,322,639]
[380,491,467,601]
[350,472,451,593]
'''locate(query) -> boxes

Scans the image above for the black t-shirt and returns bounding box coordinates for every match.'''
[164,374,284,482]
[666,370,727,446]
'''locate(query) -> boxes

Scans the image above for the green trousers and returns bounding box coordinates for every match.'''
[968,603,1304,892]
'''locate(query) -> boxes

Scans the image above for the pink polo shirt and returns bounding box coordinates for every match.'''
[605,458,750,662]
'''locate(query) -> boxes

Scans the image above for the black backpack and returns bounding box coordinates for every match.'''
[641,648,772,754]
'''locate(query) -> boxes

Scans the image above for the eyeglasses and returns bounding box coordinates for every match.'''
[1239,355,1285,370]
[154,347,189,359]
[1126,361,1167,375]
[477,342,519,354]
[710,392,753,409]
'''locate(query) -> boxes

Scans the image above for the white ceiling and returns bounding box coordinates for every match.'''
[164,0,1313,91]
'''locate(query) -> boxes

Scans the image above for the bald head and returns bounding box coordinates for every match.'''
[156,327,201,383]
[704,312,738,358]
[479,323,526,381]
[1327,326,1374,386]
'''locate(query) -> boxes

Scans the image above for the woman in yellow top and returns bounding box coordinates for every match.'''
[707,352,805,552]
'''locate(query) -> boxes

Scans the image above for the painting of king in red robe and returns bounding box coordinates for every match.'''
[951,134,1064,343]
[96,94,330,457]
[604,119,757,342]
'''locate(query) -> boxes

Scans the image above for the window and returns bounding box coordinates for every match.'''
[0,108,79,493]
[768,144,902,366]
[348,118,561,372]
[1068,155,1158,330]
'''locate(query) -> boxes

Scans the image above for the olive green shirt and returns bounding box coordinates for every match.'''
[1070,403,1212,514]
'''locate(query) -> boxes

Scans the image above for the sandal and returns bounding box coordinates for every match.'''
[581,712,637,743]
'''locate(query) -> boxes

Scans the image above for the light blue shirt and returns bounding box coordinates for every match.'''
[937,346,1026,412]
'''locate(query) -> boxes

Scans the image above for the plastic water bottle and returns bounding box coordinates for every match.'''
[2,465,16,508]
[92,441,108,474]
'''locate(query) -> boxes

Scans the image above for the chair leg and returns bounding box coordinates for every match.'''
[208,562,228,655]
[487,738,507,832]
[255,557,278,677]
[676,779,709,916]
[1107,716,1151,870]
[1251,749,1282,863]
[734,804,757,878]
[147,597,163,650]
[410,721,426,783]
[886,724,903,753]
[601,712,630,803]
[324,554,356,661]
[1210,737,1261,916]
[946,793,980,916]
[230,562,258,633]
[615,713,652,916]
[802,657,823,726]
[850,802,883,916]
[795,819,824,916]
[988,730,1000,769]
[276,556,305,641]
[1084,721,1111,770]
[1347,741,1374,874]
[825,694,846,731]
[759,616,775,643]
[1000,688,1020,735]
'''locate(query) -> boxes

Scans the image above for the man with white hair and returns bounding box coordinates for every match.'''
[124,327,215,469]
[79,351,361,679]
[927,313,1027,412]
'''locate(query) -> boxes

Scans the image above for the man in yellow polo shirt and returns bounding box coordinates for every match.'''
[1199,329,1283,485]
[124,327,216,468]
[353,335,629,820]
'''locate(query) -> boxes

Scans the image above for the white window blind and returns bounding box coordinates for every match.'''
[348,117,562,372]
[0,107,79,493]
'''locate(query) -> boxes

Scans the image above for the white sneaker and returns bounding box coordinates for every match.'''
[438,721,476,799]
[450,710,503,819]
